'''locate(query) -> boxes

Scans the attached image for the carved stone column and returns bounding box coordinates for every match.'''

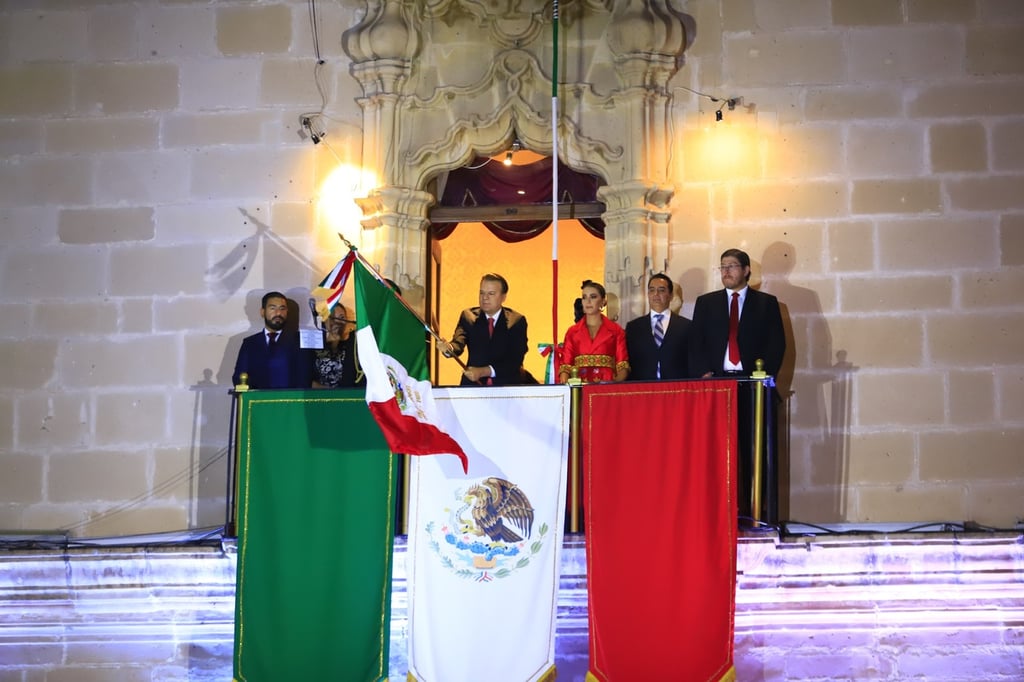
[342,1,427,306]
[341,0,689,319]
[601,0,686,323]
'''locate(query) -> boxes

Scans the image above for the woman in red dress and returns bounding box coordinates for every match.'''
[558,280,630,383]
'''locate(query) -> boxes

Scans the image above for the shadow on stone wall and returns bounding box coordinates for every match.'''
[759,241,856,523]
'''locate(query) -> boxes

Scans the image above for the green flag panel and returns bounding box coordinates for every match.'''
[233,390,396,682]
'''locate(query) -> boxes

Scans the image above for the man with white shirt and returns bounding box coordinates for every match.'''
[231,291,311,389]
[690,248,786,523]
[625,273,691,380]
[443,273,531,386]
[689,249,785,379]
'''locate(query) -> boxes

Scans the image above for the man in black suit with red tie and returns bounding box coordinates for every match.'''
[232,291,311,389]
[443,273,531,386]
[689,249,786,523]
[625,273,691,380]
[689,249,785,379]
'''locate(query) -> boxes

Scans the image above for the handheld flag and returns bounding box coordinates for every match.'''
[354,257,469,473]
[311,250,356,322]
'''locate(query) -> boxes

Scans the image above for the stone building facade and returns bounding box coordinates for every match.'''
[1,0,1023,536]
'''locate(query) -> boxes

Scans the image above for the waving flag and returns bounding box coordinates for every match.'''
[354,256,468,473]
[311,250,356,321]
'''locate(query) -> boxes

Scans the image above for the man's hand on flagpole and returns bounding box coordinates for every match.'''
[463,366,491,384]
[438,338,454,358]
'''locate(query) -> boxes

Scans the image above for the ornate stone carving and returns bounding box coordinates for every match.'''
[342,0,688,319]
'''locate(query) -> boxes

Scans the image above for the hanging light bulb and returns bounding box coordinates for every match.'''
[503,138,523,166]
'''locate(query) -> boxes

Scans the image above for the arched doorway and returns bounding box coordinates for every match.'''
[342,2,688,325]
[428,149,606,384]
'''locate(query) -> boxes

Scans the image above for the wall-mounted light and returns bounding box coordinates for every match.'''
[301,116,326,144]
[715,97,740,123]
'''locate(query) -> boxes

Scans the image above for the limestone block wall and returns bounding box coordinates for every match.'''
[0,1,368,536]
[665,0,1024,526]
[0,0,1022,535]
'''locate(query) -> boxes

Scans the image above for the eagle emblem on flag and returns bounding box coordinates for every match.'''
[425,477,548,582]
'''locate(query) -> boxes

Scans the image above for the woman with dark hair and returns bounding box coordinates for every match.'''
[557,280,629,384]
[312,303,364,388]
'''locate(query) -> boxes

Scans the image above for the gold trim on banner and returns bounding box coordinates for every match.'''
[235,393,395,682]
[569,384,582,532]
[537,664,557,682]
[581,381,739,682]
[407,387,571,682]
[377,451,396,679]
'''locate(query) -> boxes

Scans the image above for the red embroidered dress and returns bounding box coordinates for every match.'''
[559,315,630,383]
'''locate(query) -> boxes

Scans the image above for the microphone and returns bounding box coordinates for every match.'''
[308,298,321,330]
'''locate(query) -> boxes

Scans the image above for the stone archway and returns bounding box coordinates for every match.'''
[342,0,688,322]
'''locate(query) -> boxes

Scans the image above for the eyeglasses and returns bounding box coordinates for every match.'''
[718,264,743,272]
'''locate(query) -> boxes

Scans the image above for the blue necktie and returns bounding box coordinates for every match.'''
[653,314,664,347]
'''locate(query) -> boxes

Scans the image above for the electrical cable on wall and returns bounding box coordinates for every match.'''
[299,0,329,144]
[673,84,742,121]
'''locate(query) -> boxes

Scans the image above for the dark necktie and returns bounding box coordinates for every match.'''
[653,313,664,347]
[268,331,279,350]
[728,293,740,365]
[488,316,495,337]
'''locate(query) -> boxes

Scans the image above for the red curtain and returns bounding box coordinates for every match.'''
[432,156,605,242]
[582,380,738,682]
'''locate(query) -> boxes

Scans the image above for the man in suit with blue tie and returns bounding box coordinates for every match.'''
[442,273,532,386]
[625,273,691,380]
[232,291,311,389]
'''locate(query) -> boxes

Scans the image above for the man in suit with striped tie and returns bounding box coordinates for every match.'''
[625,273,691,381]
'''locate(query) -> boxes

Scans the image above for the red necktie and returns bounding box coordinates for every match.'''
[486,317,495,384]
[728,292,740,365]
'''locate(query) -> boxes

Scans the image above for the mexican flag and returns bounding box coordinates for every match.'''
[354,256,468,473]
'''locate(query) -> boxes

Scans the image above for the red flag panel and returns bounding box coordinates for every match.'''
[582,380,738,682]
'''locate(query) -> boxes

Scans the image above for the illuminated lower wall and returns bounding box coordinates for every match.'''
[1,534,1021,680]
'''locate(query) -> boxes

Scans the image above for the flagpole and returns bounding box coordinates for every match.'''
[338,237,470,372]
[550,0,560,381]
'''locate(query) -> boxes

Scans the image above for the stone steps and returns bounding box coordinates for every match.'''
[0,532,1022,681]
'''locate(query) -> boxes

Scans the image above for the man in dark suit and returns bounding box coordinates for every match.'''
[689,249,786,522]
[625,273,691,380]
[232,291,312,389]
[689,249,785,378]
[443,273,531,386]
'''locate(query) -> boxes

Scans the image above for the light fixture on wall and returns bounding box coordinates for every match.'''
[674,85,745,124]
[715,97,740,123]
[504,138,523,166]
[301,115,326,144]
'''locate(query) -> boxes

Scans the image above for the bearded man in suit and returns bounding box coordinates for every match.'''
[232,291,311,389]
